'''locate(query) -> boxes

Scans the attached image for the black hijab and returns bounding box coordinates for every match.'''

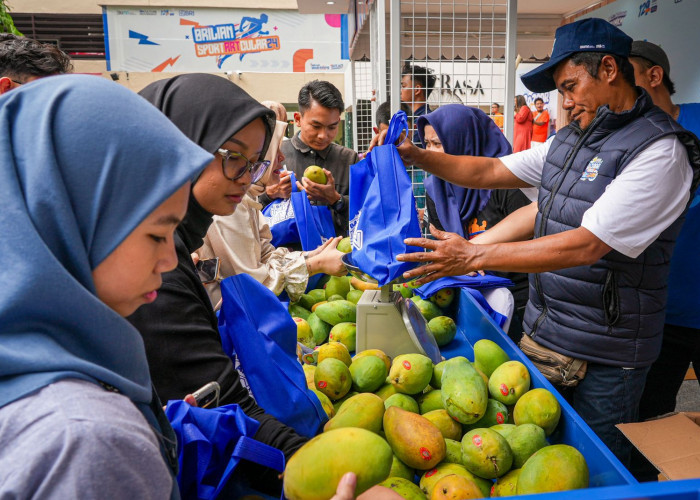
[139,73,276,251]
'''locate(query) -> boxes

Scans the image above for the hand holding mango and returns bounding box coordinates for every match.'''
[299,165,342,205]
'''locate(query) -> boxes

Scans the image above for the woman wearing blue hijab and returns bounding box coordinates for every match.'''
[0,75,211,498]
[418,104,532,340]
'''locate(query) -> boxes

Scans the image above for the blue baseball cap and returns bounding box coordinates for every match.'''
[521,18,633,93]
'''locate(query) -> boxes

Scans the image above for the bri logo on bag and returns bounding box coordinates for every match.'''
[267,200,295,225]
[349,211,363,250]
[580,156,602,182]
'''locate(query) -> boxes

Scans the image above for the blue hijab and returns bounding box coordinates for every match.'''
[418,105,512,237]
[0,75,212,410]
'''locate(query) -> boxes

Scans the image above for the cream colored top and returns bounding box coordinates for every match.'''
[198,193,309,308]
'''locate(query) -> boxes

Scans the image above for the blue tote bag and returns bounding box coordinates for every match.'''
[263,172,336,250]
[218,274,328,437]
[165,400,284,500]
[349,111,423,285]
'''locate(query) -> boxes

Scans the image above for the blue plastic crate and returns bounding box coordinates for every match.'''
[441,288,637,490]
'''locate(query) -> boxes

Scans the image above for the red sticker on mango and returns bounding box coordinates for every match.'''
[419,447,432,461]
[403,361,412,370]
[425,468,437,478]
[472,435,482,447]
[496,412,505,424]
[318,381,327,389]
[500,383,509,396]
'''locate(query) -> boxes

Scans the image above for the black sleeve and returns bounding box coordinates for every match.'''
[127,242,307,493]
[258,192,274,208]
[424,193,445,232]
[499,189,533,218]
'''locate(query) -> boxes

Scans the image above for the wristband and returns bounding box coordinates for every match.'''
[331,196,345,212]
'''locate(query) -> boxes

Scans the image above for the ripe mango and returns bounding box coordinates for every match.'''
[490,423,517,440]
[414,298,442,321]
[298,293,318,311]
[311,300,327,312]
[428,316,457,347]
[337,236,352,254]
[307,312,331,346]
[317,341,352,367]
[419,463,490,498]
[315,300,356,325]
[417,389,445,414]
[516,445,589,495]
[461,428,513,479]
[383,406,446,470]
[315,358,352,401]
[332,391,359,413]
[294,317,315,349]
[389,454,415,481]
[394,283,414,299]
[310,388,335,419]
[389,354,434,395]
[444,438,463,464]
[513,387,561,436]
[303,364,316,389]
[506,423,548,468]
[462,399,509,432]
[379,477,427,499]
[353,349,391,373]
[349,355,387,393]
[492,468,521,497]
[325,275,350,300]
[473,339,510,378]
[375,382,399,401]
[384,393,420,414]
[283,427,392,500]
[430,360,447,389]
[431,474,483,500]
[327,294,344,302]
[303,165,327,185]
[441,357,489,424]
[488,361,530,406]
[324,392,384,434]
[422,410,462,441]
[346,289,364,304]
[329,322,357,352]
[430,287,456,308]
[289,303,311,321]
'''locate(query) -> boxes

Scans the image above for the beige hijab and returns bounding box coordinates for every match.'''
[248,119,288,198]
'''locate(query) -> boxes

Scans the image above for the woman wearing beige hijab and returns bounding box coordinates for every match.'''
[199,103,346,308]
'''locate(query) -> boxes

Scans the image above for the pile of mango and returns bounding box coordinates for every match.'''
[285,340,589,500]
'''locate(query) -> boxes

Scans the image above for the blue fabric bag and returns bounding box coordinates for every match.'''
[263,172,336,250]
[165,400,285,500]
[349,111,423,285]
[218,274,328,437]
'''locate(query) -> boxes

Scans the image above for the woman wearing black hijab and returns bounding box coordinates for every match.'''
[128,74,307,492]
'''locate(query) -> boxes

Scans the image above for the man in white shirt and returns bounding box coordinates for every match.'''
[381,18,699,466]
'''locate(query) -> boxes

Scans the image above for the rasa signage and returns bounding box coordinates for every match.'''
[103,7,349,73]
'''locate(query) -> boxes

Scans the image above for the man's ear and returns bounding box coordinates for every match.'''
[372,126,379,135]
[599,54,618,84]
[648,65,665,89]
[0,77,14,95]
[294,112,302,127]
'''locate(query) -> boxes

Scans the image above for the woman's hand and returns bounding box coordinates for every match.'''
[305,237,346,276]
[330,472,403,500]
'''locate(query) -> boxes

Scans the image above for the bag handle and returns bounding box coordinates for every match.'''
[385,110,409,146]
[289,171,298,194]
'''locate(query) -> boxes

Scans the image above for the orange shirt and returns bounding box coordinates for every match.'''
[491,112,504,132]
[532,110,550,142]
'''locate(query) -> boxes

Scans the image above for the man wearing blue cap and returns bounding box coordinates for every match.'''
[385,18,700,466]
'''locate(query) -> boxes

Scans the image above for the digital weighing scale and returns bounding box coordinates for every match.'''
[342,254,442,364]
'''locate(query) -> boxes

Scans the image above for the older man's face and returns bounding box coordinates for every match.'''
[553,59,612,130]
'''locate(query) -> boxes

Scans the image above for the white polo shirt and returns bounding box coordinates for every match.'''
[501,136,692,258]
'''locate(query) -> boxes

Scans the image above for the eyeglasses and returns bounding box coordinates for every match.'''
[217,148,271,183]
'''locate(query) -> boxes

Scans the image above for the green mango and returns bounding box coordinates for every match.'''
[315,300,357,326]
[384,393,419,413]
[516,445,589,495]
[427,316,457,347]
[317,341,352,366]
[307,312,331,346]
[473,339,510,378]
[513,387,561,436]
[349,355,387,393]
[461,428,513,479]
[288,303,311,321]
[325,275,351,300]
[443,438,463,464]
[414,299,442,321]
[440,357,489,424]
[315,358,352,401]
[308,288,327,303]
[337,236,352,253]
[488,361,531,406]
[490,423,517,440]
[346,289,364,304]
[324,392,385,434]
[379,477,427,500]
[329,322,356,352]
[389,354,434,395]
[394,283,414,299]
[417,389,445,414]
[327,294,345,302]
[422,409,462,441]
[298,293,318,311]
[506,423,548,469]
[310,388,335,419]
[283,427,393,500]
[430,287,456,308]
[332,391,359,413]
[388,454,415,481]
[492,468,521,497]
[375,383,399,401]
[462,398,509,432]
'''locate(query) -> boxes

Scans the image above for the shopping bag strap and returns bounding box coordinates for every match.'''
[385,110,409,146]
[289,171,298,194]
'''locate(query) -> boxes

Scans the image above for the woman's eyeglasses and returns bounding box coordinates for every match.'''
[217,148,271,183]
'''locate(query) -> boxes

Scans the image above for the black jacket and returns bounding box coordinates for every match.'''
[128,196,307,493]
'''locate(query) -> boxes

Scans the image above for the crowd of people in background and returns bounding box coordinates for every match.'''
[1,17,699,498]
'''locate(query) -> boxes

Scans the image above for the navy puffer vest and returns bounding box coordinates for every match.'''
[523,90,700,368]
